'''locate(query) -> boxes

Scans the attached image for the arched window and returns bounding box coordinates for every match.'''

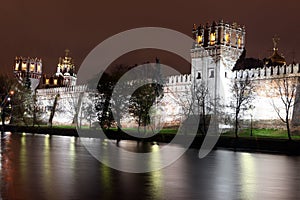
[196,72,201,79]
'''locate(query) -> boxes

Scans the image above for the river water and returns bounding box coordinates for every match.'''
[1,132,300,200]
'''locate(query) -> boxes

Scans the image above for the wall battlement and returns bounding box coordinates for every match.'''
[166,74,191,85]
[235,63,300,80]
[36,85,88,96]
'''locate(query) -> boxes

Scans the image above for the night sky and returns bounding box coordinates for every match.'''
[0,0,299,75]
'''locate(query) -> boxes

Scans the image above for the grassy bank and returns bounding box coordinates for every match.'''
[222,128,300,140]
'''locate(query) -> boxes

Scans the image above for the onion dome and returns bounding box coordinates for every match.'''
[267,48,286,66]
[265,35,286,66]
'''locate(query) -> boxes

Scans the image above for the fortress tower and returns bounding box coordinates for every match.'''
[13,56,42,90]
[191,20,245,107]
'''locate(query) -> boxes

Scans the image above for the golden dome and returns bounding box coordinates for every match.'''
[269,48,286,65]
[265,35,286,66]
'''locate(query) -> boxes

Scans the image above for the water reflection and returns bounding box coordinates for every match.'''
[240,153,256,199]
[0,132,300,199]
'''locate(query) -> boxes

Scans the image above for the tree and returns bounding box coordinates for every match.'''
[96,71,118,130]
[168,81,214,135]
[0,74,17,125]
[230,75,255,138]
[270,77,299,140]
[193,82,213,135]
[129,83,163,134]
[48,93,60,127]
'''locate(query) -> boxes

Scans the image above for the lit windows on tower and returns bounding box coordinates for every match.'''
[15,62,19,71]
[238,37,242,48]
[37,64,42,73]
[197,35,203,44]
[225,33,230,44]
[30,63,35,72]
[210,32,216,45]
[22,62,27,71]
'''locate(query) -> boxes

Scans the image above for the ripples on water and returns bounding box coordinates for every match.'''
[1,132,300,199]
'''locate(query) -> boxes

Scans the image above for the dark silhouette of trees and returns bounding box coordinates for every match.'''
[129,83,163,134]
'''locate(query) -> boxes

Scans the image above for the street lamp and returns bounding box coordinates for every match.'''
[249,105,254,136]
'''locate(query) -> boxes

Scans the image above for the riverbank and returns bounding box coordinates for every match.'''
[2,125,300,155]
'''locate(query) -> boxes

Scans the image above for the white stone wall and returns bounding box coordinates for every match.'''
[36,85,97,126]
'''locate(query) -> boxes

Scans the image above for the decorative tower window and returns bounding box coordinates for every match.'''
[225,33,230,44]
[15,61,19,71]
[30,63,35,72]
[197,72,201,79]
[238,37,242,48]
[22,62,27,71]
[210,32,216,45]
[225,72,227,78]
[209,69,214,78]
[197,35,203,44]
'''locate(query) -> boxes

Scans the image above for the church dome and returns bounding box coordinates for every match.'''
[265,35,286,66]
[267,48,286,66]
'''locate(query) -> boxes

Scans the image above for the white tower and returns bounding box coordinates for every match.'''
[191,20,246,109]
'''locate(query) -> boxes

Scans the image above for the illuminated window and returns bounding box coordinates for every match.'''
[225,33,230,43]
[30,64,35,72]
[54,79,58,85]
[210,32,216,45]
[46,78,50,85]
[37,64,41,73]
[197,35,202,44]
[15,63,19,71]
[238,37,242,48]
[22,62,27,71]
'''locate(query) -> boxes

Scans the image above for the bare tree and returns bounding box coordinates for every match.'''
[193,82,213,135]
[230,75,255,138]
[48,93,60,127]
[167,81,214,135]
[270,77,299,140]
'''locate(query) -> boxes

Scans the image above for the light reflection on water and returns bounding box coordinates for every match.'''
[1,132,300,200]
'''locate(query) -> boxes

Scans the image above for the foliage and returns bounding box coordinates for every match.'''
[129,82,163,133]
[0,74,15,125]
[95,65,131,130]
